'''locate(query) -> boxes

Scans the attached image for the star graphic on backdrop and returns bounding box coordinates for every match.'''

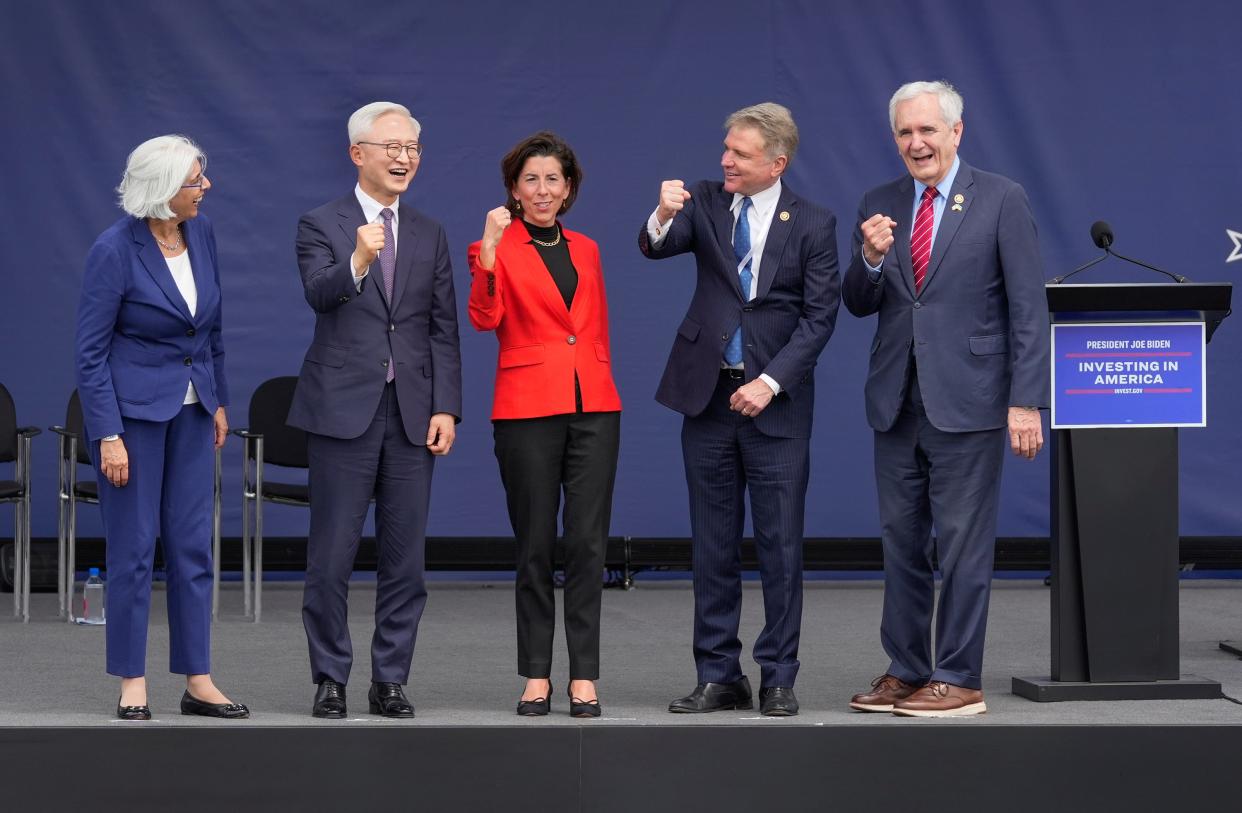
[1228,229,1242,263]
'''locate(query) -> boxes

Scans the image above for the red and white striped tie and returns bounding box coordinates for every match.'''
[910,186,938,293]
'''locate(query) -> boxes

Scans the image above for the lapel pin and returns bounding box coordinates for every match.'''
[951,203,963,212]
[779,211,790,221]
[954,193,964,204]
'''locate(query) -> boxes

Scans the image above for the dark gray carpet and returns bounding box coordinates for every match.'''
[2,579,1240,726]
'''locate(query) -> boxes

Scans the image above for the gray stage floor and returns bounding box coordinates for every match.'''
[2,579,1240,727]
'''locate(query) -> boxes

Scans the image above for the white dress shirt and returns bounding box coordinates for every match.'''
[164,250,199,405]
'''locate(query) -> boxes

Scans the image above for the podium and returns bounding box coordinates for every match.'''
[1013,282,1231,701]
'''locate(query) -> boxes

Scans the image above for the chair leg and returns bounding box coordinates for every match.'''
[12,503,21,619]
[212,447,221,621]
[57,455,67,618]
[67,497,78,624]
[21,494,31,623]
[254,496,264,624]
[241,479,252,620]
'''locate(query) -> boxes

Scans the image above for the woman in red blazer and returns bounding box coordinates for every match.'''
[468,132,620,718]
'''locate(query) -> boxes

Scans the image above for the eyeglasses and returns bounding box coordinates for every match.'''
[180,175,208,190]
[357,141,424,159]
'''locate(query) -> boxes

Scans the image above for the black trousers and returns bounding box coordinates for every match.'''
[493,410,620,679]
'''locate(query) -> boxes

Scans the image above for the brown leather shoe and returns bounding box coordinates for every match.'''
[849,674,921,712]
[892,681,986,717]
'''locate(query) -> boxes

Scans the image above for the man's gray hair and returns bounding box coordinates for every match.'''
[348,101,421,144]
[116,135,205,220]
[888,81,964,131]
[724,102,799,163]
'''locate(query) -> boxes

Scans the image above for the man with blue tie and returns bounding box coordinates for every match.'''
[289,102,462,718]
[843,81,1049,717]
[639,103,840,717]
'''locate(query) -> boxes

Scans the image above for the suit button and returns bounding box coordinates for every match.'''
[567,335,576,345]
[913,302,922,309]
[339,295,349,303]
[183,357,193,366]
[186,328,196,337]
[721,334,729,341]
[381,360,389,367]
[389,324,395,332]
[742,307,753,312]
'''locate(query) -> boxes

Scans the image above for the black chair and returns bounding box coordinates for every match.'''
[1,383,41,623]
[52,390,221,622]
[228,376,309,622]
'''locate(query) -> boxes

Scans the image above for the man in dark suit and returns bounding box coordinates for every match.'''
[843,81,1049,717]
[288,101,462,718]
[639,102,840,717]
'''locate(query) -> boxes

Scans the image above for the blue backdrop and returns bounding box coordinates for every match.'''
[2,0,1240,540]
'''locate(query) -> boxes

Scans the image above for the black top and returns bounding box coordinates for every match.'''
[523,220,577,309]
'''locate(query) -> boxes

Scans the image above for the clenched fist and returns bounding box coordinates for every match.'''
[860,213,898,267]
[656,180,692,224]
[476,206,513,271]
[352,222,386,275]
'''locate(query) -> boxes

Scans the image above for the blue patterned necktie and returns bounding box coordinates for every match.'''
[724,196,753,366]
[380,207,396,382]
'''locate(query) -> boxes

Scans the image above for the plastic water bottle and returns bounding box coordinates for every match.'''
[81,567,106,625]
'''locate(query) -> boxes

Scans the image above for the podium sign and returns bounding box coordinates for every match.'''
[1050,321,1205,429]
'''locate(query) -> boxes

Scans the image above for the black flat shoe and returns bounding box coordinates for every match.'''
[116,698,151,721]
[368,682,414,718]
[668,677,753,713]
[759,686,799,717]
[517,683,552,717]
[567,686,601,718]
[313,679,347,718]
[180,690,250,719]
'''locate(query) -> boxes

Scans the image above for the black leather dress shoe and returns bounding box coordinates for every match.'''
[180,691,250,719]
[668,677,753,713]
[369,682,415,718]
[567,686,601,719]
[116,698,151,721]
[759,686,799,717]
[517,684,552,717]
[312,679,347,719]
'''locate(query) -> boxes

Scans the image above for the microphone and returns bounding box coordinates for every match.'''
[1090,220,1113,249]
[1051,221,1188,284]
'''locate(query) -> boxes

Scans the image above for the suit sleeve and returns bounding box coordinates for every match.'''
[204,217,229,408]
[466,240,504,331]
[429,225,463,421]
[296,213,363,313]
[75,239,125,442]
[761,210,841,396]
[637,182,700,260]
[842,192,884,317]
[997,183,1051,408]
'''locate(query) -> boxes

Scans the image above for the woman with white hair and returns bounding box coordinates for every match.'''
[76,134,248,720]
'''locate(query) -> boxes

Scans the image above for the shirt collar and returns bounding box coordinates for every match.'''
[914,155,961,201]
[731,178,782,218]
[354,183,399,224]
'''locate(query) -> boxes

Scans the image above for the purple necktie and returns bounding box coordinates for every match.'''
[380,207,396,382]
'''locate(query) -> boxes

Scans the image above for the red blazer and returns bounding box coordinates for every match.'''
[468,219,622,420]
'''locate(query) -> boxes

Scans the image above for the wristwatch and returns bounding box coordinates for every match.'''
[102,434,120,442]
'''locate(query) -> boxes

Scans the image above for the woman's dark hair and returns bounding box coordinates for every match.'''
[501,131,582,217]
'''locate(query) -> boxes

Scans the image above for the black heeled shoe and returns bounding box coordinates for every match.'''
[567,685,602,718]
[516,683,552,716]
[116,697,151,721]
[180,690,250,719]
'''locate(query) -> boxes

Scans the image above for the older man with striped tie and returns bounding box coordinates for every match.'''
[842,80,1050,717]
